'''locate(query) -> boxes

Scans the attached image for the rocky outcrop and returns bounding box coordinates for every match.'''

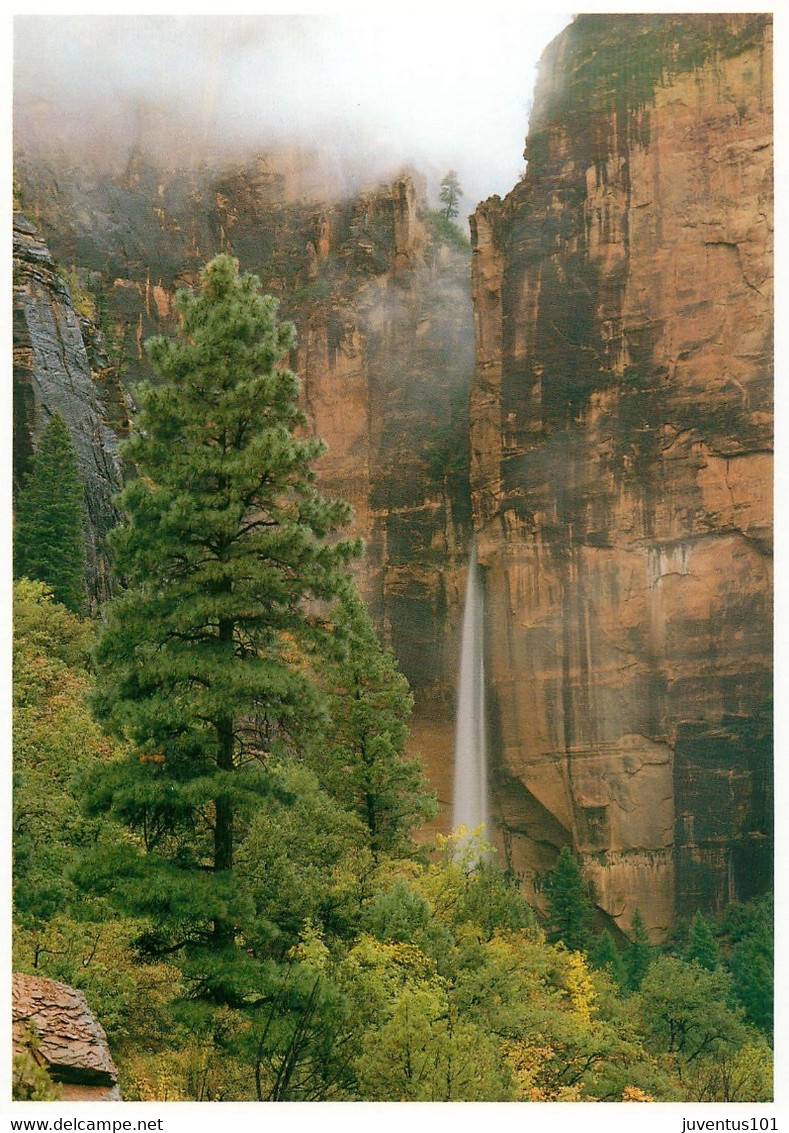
[13,213,123,606]
[12,973,120,1100]
[470,15,772,935]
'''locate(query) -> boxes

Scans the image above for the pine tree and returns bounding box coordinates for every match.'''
[625,909,654,992]
[310,589,438,857]
[14,413,86,613]
[439,170,463,221]
[543,845,595,952]
[686,912,720,971]
[86,254,360,961]
[729,902,773,1037]
[588,929,627,989]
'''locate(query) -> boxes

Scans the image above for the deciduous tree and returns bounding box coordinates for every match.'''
[13,581,110,928]
[637,955,747,1071]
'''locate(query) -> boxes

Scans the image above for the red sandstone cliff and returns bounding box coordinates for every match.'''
[470,14,772,935]
[13,160,475,818]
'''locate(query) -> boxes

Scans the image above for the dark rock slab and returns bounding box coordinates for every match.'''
[13,212,122,606]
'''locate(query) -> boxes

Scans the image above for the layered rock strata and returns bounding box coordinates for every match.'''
[470,14,773,935]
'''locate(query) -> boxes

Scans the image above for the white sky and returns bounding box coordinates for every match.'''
[12,11,573,212]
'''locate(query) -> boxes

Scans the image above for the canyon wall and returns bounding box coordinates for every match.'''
[15,15,772,929]
[13,160,475,815]
[470,14,773,935]
[13,213,123,605]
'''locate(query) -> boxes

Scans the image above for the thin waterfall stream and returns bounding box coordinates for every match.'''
[452,543,488,836]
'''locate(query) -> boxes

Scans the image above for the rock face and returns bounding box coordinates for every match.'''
[470,14,772,935]
[13,213,123,606]
[13,158,475,818]
[12,973,121,1100]
[288,176,475,704]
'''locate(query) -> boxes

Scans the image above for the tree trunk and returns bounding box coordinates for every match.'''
[215,714,234,871]
[213,615,235,945]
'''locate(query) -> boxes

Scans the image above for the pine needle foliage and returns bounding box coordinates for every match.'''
[543,845,595,952]
[686,912,720,972]
[439,170,463,221]
[14,412,87,613]
[88,254,360,951]
[310,590,438,857]
[625,909,654,992]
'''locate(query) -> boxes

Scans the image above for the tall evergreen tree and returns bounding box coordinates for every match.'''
[686,912,720,971]
[439,170,463,221]
[543,845,595,952]
[14,413,86,613]
[309,589,437,857]
[730,934,773,1039]
[727,898,773,1037]
[588,929,627,990]
[86,254,360,961]
[625,909,654,992]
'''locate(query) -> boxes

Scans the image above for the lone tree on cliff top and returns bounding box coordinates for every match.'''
[87,254,360,954]
[439,171,463,221]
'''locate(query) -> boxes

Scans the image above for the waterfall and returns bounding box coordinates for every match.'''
[453,543,488,836]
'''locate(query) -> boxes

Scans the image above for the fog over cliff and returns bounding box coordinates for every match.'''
[13,12,571,216]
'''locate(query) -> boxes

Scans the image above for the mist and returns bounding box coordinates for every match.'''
[13,11,572,216]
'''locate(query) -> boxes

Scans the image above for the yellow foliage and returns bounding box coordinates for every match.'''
[347,934,435,984]
[121,1025,252,1101]
[61,269,98,322]
[502,1036,553,1099]
[368,853,423,891]
[290,920,330,971]
[413,827,491,923]
[565,950,597,1026]
[435,825,492,865]
[123,1056,186,1102]
[501,1038,589,1101]
[622,1085,654,1101]
[338,933,443,1031]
